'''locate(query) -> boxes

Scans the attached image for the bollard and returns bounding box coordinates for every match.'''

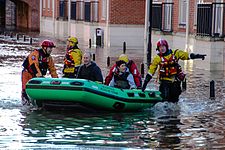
[210,80,215,99]
[92,53,95,61]
[89,39,91,48]
[29,37,32,45]
[4,32,6,36]
[123,42,126,54]
[107,56,110,67]
[23,35,26,41]
[16,34,19,40]
[141,63,144,78]
[182,78,187,91]
[10,32,13,38]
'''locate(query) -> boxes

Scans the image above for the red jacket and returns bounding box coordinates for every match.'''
[105,60,142,88]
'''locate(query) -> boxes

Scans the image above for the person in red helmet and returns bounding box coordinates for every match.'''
[142,38,206,102]
[21,39,58,105]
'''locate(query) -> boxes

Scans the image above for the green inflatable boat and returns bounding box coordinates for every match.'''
[26,78,162,112]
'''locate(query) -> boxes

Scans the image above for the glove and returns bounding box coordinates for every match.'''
[142,74,152,92]
[190,53,207,60]
[36,72,43,77]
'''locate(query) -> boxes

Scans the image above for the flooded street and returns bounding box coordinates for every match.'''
[0,36,225,149]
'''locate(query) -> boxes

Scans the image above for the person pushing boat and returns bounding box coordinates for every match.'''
[21,39,58,105]
[142,38,206,102]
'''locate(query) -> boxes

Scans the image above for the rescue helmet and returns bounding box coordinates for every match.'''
[41,40,56,48]
[118,54,129,63]
[67,36,78,44]
[156,39,169,50]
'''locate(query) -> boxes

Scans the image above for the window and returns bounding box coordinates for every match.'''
[43,0,46,9]
[101,0,106,20]
[85,2,91,22]
[71,1,76,20]
[76,1,84,20]
[91,1,99,22]
[179,0,187,25]
[59,0,65,17]
[163,3,173,31]
[48,0,50,10]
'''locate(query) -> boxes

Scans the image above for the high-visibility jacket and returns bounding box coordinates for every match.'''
[63,48,82,74]
[148,49,189,81]
[22,48,58,78]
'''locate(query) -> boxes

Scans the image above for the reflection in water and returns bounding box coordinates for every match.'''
[0,40,225,149]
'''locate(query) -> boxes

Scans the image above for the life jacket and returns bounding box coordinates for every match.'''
[64,49,75,67]
[158,51,179,79]
[22,48,48,76]
[113,71,130,89]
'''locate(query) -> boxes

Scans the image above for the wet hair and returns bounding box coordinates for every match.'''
[116,60,126,67]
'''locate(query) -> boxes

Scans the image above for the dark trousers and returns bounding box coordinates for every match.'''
[159,80,182,102]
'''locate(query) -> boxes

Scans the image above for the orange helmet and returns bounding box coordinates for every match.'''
[41,40,56,48]
[156,39,168,50]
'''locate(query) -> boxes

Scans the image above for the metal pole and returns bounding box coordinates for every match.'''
[185,0,190,51]
[52,0,55,37]
[68,0,71,36]
[40,0,42,33]
[147,0,152,67]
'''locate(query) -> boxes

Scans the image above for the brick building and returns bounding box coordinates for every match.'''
[40,0,225,47]
[0,0,39,31]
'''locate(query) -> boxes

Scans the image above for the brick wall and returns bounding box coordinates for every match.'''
[110,0,145,24]
[15,0,39,31]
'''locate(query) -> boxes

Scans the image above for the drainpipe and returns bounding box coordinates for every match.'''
[40,0,42,33]
[68,0,71,36]
[144,0,150,67]
[52,0,55,37]
[185,0,190,52]
[145,0,152,67]
[106,0,110,47]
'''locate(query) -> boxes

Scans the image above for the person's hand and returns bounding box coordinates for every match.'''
[36,72,43,77]
[190,53,207,60]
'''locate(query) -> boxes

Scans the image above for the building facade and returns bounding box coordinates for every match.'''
[40,0,225,70]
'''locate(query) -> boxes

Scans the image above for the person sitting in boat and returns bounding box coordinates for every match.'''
[109,60,136,89]
[142,38,206,102]
[76,52,103,83]
[62,36,83,78]
[21,39,58,105]
[105,54,142,88]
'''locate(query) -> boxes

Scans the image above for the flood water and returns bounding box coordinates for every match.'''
[0,35,225,149]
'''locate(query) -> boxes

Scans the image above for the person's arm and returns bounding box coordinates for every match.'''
[127,74,136,89]
[129,62,142,87]
[28,50,42,77]
[76,65,83,78]
[109,76,115,87]
[174,49,206,60]
[48,56,58,78]
[104,64,116,85]
[94,66,103,83]
[71,49,83,66]
[142,56,160,91]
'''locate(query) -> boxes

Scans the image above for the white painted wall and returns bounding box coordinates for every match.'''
[41,18,145,48]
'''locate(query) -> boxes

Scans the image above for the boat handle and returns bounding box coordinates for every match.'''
[50,81,61,85]
[70,81,84,86]
[148,92,156,97]
[28,80,42,84]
